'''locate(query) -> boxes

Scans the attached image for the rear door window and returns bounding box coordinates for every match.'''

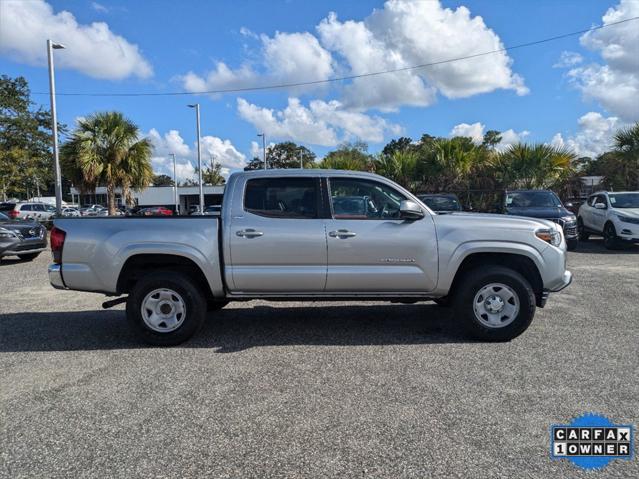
[244,177,319,219]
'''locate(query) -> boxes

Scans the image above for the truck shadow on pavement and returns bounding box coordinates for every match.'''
[0,303,474,353]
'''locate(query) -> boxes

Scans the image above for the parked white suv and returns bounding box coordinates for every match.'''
[577,191,639,249]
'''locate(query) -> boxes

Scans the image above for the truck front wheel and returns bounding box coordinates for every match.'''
[126,272,206,346]
[453,266,535,342]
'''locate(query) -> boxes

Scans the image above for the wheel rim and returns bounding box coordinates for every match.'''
[141,288,186,333]
[472,282,520,328]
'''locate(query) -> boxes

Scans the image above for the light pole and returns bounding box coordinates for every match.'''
[257,133,266,169]
[170,153,178,214]
[188,103,204,213]
[47,39,65,215]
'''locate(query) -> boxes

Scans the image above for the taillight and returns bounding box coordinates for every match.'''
[50,226,66,264]
[8,210,19,219]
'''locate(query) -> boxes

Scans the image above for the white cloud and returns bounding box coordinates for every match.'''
[450,122,485,144]
[200,136,247,169]
[0,0,152,79]
[179,31,334,95]
[237,97,401,146]
[178,0,525,111]
[553,51,583,68]
[567,0,639,121]
[146,129,246,180]
[91,2,108,13]
[550,111,622,158]
[449,122,529,149]
[317,1,527,110]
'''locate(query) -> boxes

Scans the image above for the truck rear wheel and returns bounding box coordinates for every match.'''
[453,266,535,342]
[126,271,206,346]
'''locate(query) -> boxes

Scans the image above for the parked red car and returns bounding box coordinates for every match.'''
[138,207,173,216]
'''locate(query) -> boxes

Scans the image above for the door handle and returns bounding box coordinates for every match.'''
[236,229,264,238]
[329,229,357,238]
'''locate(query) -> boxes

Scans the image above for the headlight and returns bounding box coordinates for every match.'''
[0,228,16,239]
[561,215,576,224]
[616,214,639,225]
[536,228,562,247]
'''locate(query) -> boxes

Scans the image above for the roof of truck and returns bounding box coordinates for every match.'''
[233,168,383,179]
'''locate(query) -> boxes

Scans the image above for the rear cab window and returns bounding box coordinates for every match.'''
[244,177,319,219]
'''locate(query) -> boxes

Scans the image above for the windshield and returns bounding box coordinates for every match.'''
[419,195,461,212]
[608,193,639,208]
[506,191,562,208]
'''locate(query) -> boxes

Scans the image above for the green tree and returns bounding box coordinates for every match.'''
[152,174,174,186]
[319,142,372,171]
[244,141,316,170]
[201,160,225,185]
[374,150,419,190]
[381,137,413,157]
[496,143,575,190]
[61,112,152,215]
[481,130,502,149]
[612,122,639,189]
[0,75,62,200]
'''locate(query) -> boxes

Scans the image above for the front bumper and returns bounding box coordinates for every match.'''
[0,240,47,257]
[48,263,66,289]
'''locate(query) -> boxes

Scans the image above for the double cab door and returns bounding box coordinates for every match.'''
[227,174,437,295]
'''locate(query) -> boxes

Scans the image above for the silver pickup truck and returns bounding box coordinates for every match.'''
[49,170,572,345]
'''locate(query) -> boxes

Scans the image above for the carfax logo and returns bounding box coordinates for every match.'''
[551,413,634,470]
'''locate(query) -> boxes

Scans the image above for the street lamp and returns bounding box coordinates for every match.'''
[169,153,178,214]
[47,39,65,215]
[187,103,204,213]
[257,133,266,170]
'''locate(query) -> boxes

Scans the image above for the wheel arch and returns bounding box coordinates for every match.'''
[117,254,215,300]
[448,252,544,307]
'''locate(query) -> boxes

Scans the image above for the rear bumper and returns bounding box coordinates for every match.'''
[48,263,66,289]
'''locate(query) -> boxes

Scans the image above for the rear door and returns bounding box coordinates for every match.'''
[227,176,328,293]
[324,176,438,293]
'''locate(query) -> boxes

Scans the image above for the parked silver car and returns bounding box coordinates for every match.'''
[0,202,56,223]
[0,212,48,261]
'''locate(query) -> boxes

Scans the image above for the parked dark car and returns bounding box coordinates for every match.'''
[502,190,578,250]
[417,193,462,213]
[0,211,48,261]
[138,207,173,216]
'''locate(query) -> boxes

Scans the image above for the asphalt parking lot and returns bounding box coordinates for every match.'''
[1,240,637,478]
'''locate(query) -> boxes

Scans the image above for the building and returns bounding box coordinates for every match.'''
[69,185,225,213]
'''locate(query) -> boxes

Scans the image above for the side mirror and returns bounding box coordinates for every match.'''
[594,202,607,209]
[399,200,424,220]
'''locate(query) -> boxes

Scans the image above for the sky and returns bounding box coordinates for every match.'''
[1,0,638,182]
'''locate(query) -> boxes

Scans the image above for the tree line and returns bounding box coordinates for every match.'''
[1,75,637,215]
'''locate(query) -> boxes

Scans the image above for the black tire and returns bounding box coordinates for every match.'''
[603,222,623,250]
[577,217,589,242]
[126,271,207,346]
[207,300,230,311]
[452,266,535,342]
[18,252,40,261]
[566,238,578,251]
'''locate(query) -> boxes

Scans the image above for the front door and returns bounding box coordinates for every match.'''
[228,176,327,293]
[324,176,438,293]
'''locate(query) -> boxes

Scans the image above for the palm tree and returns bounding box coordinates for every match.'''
[374,150,419,190]
[61,112,153,214]
[612,122,639,189]
[496,143,575,190]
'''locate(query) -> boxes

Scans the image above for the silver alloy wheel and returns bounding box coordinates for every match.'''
[141,288,186,333]
[472,282,520,328]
